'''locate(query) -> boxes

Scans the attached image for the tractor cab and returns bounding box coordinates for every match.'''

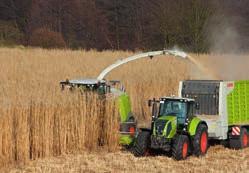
[148,97,197,138]
[157,97,196,128]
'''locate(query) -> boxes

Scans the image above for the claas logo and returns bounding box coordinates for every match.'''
[227,83,234,88]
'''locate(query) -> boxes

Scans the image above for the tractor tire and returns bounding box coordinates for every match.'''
[229,128,248,149]
[132,131,150,157]
[172,135,189,160]
[192,124,208,156]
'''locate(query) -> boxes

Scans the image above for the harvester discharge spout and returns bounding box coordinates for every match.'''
[97,49,188,81]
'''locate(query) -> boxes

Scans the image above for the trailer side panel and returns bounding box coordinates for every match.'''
[181,80,221,115]
[227,80,249,125]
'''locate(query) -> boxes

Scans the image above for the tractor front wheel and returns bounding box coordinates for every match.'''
[172,135,189,160]
[132,130,150,157]
[192,124,208,156]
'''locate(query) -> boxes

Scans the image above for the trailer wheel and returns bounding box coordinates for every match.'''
[230,128,248,149]
[131,130,150,157]
[242,129,248,147]
[192,124,208,156]
[172,135,189,160]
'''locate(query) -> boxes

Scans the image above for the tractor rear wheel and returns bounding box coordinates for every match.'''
[132,130,150,157]
[172,135,189,160]
[229,127,248,149]
[192,124,208,156]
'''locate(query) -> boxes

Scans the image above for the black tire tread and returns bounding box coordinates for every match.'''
[132,131,150,157]
[172,135,189,160]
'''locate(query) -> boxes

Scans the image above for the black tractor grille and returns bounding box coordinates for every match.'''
[155,120,167,135]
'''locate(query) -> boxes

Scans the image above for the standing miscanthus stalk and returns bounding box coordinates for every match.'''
[0,92,120,168]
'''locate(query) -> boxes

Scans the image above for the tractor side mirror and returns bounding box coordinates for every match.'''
[148,100,153,107]
[148,98,157,107]
[195,103,200,110]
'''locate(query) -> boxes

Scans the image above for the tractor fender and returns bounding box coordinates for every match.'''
[188,117,207,136]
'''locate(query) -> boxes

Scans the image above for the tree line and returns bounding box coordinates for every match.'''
[0,0,249,52]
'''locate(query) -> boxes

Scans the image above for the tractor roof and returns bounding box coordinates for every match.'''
[64,78,106,85]
[160,96,195,102]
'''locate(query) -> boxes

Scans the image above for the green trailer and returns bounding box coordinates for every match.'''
[179,80,249,149]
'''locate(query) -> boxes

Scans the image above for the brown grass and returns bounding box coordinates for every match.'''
[1,47,249,172]
[0,92,120,167]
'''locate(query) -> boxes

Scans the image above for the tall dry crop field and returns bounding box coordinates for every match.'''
[2,48,249,172]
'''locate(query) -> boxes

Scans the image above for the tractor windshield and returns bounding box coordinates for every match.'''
[159,100,187,123]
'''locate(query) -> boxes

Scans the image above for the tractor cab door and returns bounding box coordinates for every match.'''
[173,102,187,125]
[186,102,195,119]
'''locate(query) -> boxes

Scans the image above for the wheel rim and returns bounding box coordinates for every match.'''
[200,132,207,153]
[182,142,188,158]
[243,133,248,147]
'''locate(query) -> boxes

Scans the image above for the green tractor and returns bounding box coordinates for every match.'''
[132,97,208,160]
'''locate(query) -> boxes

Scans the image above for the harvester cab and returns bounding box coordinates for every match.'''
[60,78,126,94]
[60,79,109,95]
[132,96,208,160]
